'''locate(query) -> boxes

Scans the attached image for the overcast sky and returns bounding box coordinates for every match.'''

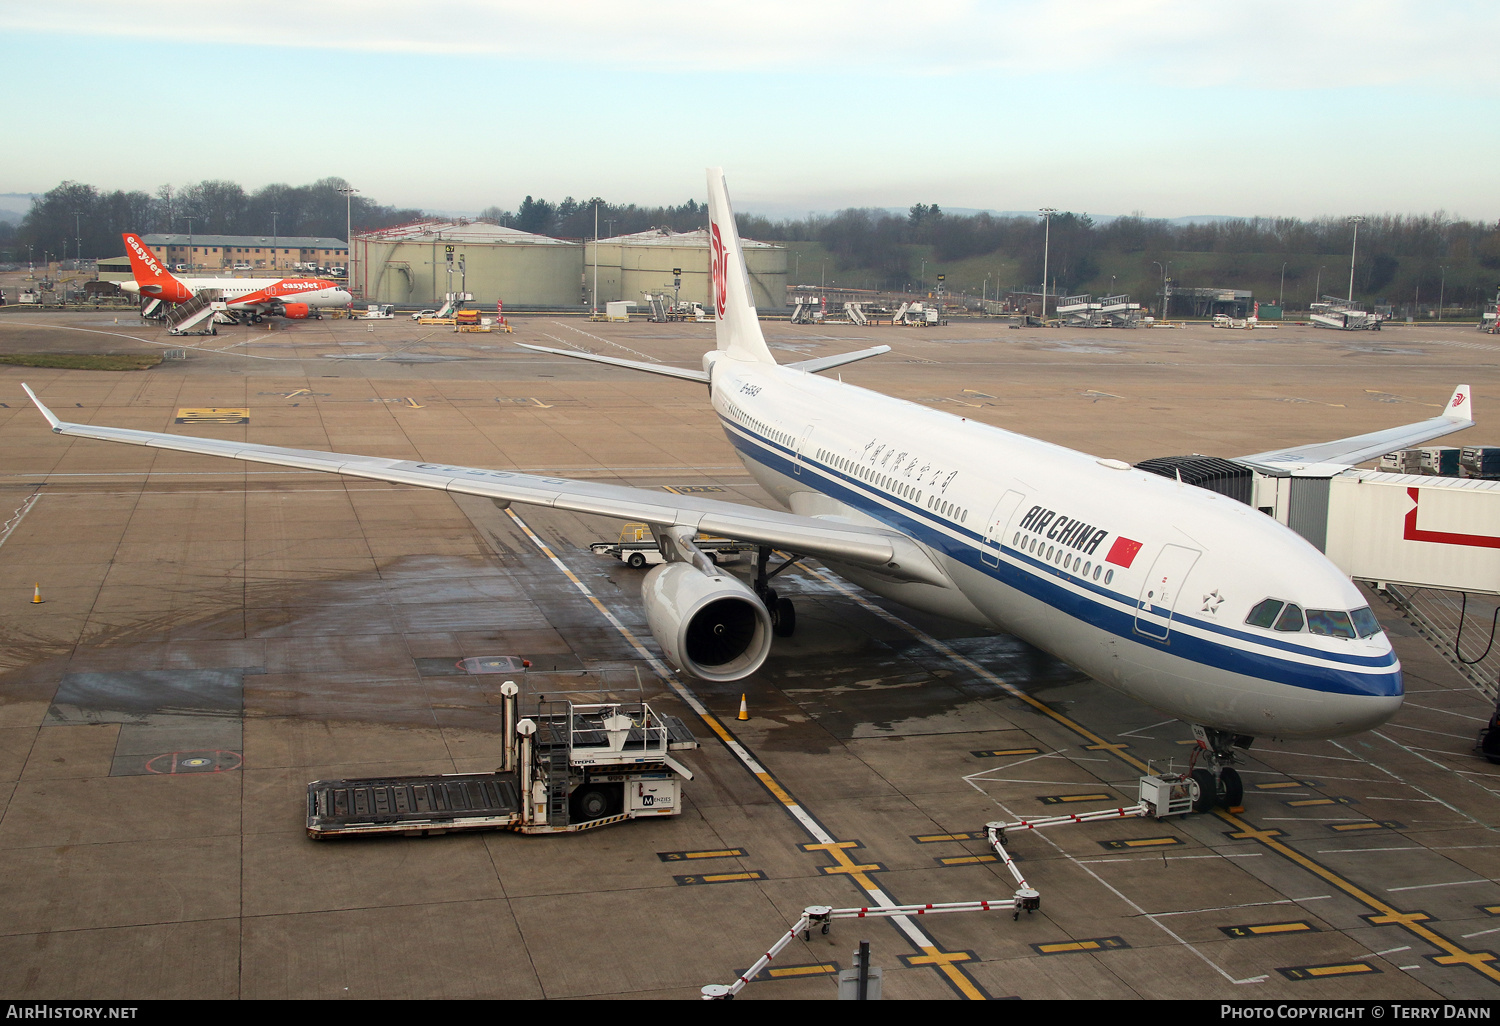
[4,1,1495,220]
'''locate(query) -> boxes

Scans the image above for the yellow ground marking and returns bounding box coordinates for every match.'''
[938,855,998,866]
[914,832,980,843]
[1222,922,1316,938]
[1219,808,1500,983]
[902,947,985,999]
[971,748,1041,757]
[1102,836,1182,850]
[175,407,248,424]
[1035,937,1126,955]
[658,848,746,861]
[673,871,765,885]
[1287,798,1345,807]
[1330,822,1388,832]
[802,841,884,892]
[1255,780,1311,790]
[1039,793,1114,804]
[764,964,838,979]
[1281,962,1377,980]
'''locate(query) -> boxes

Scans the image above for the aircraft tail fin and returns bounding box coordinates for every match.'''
[706,168,775,364]
[121,232,188,300]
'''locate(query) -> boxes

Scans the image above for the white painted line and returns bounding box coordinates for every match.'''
[0,491,40,550]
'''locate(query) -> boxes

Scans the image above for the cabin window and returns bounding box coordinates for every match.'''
[1245,599,1283,629]
[1046,545,1054,560]
[1307,609,1357,639]
[1104,569,1113,584]
[1274,603,1305,633]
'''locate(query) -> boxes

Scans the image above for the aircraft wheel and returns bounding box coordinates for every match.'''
[1217,767,1243,808]
[772,597,796,638]
[627,552,646,569]
[1189,768,1216,813]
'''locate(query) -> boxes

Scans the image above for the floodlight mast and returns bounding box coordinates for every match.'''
[1347,215,1365,301]
[1039,208,1055,320]
[337,187,358,285]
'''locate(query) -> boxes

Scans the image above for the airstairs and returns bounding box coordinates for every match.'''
[1310,295,1382,331]
[790,297,822,324]
[843,302,868,325]
[166,289,225,336]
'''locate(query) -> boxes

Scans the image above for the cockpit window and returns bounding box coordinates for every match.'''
[1350,606,1382,639]
[1245,599,1283,629]
[1247,598,1383,641]
[1273,603,1304,632]
[1306,609,1356,639]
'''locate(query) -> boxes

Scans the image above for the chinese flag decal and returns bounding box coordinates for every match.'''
[1106,536,1143,568]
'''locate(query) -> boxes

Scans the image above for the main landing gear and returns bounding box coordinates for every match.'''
[753,547,800,638]
[1186,725,1251,812]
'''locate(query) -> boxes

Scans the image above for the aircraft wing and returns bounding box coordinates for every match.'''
[1236,385,1474,471]
[22,385,949,586]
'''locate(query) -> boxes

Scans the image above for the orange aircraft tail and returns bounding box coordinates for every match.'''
[121,233,191,302]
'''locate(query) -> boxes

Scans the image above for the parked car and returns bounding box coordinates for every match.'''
[411,309,437,320]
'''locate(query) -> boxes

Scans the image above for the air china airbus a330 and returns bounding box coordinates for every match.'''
[118,232,352,325]
[25,169,1474,810]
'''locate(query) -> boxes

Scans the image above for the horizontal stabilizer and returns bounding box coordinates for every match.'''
[1237,385,1475,471]
[785,345,891,374]
[514,342,709,383]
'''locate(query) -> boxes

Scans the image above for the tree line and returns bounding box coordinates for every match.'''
[5,178,425,263]
[8,176,1499,309]
[737,205,1500,309]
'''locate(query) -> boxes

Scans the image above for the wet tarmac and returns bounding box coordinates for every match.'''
[0,309,1496,999]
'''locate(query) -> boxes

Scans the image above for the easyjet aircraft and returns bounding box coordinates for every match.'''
[25,171,1475,812]
[118,232,352,322]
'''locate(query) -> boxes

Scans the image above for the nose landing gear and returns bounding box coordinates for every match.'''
[1187,725,1252,811]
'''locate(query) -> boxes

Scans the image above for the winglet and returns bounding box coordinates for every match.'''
[22,384,62,432]
[1444,384,1473,424]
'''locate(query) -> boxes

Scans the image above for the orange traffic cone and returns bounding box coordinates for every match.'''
[31,583,43,604]
[737,694,749,721]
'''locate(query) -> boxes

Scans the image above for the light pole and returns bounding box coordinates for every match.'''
[182,215,196,270]
[271,210,280,271]
[1314,265,1325,305]
[1039,208,1055,320]
[592,201,599,316]
[1151,260,1170,319]
[336,186,358,284]
[1279,261,1286,310]
[1438,265,1447,321]
[1346,215,1365,301]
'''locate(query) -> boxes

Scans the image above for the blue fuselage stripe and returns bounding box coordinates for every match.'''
[718,415,1399,698]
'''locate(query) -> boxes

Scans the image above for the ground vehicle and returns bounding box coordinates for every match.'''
[590,523,753,569]
[306,681,699,838]
[411,308,437,320]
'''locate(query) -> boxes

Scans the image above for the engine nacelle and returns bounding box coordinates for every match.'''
[282,302,310,319]
[642,562,772,681]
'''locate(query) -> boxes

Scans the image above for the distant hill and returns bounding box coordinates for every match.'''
[737,201,1241,225]
[0,193,36,224]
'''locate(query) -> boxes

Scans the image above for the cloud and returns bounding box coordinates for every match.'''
[6,0,1496,89]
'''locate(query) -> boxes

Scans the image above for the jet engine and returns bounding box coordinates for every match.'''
[282,303,310,319]
[642,561,772,681]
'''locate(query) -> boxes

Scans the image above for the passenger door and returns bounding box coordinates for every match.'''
[1133,544,1201,641]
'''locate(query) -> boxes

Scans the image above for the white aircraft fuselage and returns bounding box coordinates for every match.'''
[703,350,1403,741]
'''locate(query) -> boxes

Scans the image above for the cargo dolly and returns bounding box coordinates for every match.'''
[307,681,699,838]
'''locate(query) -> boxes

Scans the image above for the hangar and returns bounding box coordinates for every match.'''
[352,219,582,309]
[586,227,787,311]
